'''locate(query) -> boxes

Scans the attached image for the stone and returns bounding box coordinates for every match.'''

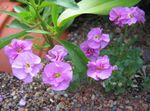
[126,106,133,111]
[64,93,68,97]
[56,102,64,111]
[18,98,26,106]
[91,94,95,100]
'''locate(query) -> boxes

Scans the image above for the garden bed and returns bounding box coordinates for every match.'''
[0,15,150,111]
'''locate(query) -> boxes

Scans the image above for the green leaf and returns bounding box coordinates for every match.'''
[51,4,59,28]
[26,29,50,34]
[55,0,78,9]
[42,6,51,20]
[69,70,80,92]
[16,0,29,4]
[57,0,140,27]
[14,6,26,13]
[0,10,20,19]
[43,43,51,48]
[60,40,89,74]
[33,44,42,50]
[39,1,53,9]
[7,19,29,29]
[0,31,28,49]
[23,36,35,40]
[44,0,78,9]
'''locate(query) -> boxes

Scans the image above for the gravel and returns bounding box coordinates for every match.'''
[0,73,150,111]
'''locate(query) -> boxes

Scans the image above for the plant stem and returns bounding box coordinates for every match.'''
[30,2,54,48]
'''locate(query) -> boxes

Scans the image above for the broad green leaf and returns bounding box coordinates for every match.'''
[26,29,50,34]
[14,6,26,13]
[57,0,140,27]
[55,0,78,9]
[44,0,78,9]
[60,40,89,74]
[69,77,80,92]
[0,31,28,49]
[7,19,29,29]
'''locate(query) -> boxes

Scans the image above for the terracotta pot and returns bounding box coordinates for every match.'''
[0,1,69,73]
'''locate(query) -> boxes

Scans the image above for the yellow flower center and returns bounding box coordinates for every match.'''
[25,63,30,68]
[128,14,133,18]
[95,35,101,39]
[55,73,61,78]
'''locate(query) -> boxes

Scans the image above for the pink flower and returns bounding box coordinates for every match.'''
[87,28,110,49]
[46,45,68,62]
[12,52,42,84]
[43,62,73,91]
[126,7,145,25]
[109,7,145,27]
[80,40,99,60]
[87,55,114,80]
[4,39,32,63]
[109,7,128,27]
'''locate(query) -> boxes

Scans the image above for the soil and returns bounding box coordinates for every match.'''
[0,73,150,111]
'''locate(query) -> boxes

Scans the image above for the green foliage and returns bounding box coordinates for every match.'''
[143,77,150,89]
[101,37,143,95]
[7,19,29,29]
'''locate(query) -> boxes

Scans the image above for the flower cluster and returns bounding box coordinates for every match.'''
[4,39,42,84]
[80,28,110,60]
[43,45,73,91]
[109,7,145,27]
[80,28,116,80]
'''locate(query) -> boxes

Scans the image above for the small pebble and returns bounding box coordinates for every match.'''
[91,94,95,100]
[126,106,133,111]
[19,98,26,106]
[0,95,3,102]
[64,93,68,97]
[56,102,64,111]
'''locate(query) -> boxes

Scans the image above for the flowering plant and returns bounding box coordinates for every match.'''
[0,0,143,91]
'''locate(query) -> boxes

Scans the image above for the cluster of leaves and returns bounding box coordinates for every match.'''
[101,36,143,95]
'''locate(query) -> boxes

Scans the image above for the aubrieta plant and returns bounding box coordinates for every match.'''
[0,0,145,92]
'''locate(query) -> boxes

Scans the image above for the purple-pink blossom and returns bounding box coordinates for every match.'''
[126,7,145,25]
[42,62,73,91]
[4,39,32,63]
[45,45,68,62]
[87,55,114,80]
[109,7,128,27]
[80,40,99,60]
[12,52,42,84]
[87,28,110,49]
[109,7,145,27]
